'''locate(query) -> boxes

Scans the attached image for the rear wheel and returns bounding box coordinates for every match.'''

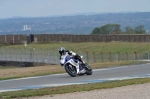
[65,64,77,77]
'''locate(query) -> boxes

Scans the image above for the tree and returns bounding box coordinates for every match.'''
[134,25,146,34]
[125,26,135,34]
[111,24,122,34]
[91,27,100,34]
[91,24,122,34]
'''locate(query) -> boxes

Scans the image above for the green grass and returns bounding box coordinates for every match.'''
[3,42,150,54]
[0,78,150,99]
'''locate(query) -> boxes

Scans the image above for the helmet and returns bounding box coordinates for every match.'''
[59,47,65,55]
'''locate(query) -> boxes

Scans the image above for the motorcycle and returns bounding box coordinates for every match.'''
[60,54,92,77]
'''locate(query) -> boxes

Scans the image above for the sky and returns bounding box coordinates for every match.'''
[0,0,150,19]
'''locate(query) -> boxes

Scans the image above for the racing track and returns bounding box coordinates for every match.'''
[0,63,150,92]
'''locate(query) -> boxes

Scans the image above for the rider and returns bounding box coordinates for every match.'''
[58,47,85,73]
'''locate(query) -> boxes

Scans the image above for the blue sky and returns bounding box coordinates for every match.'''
[0,0,150,19]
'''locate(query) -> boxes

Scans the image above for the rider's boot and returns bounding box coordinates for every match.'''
[79,65,85,74]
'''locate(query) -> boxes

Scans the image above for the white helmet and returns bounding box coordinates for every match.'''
[59,47,65,55]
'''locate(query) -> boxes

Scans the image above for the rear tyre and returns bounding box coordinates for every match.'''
[65,64,77,77]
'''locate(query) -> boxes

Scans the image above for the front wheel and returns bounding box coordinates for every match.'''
[84,63,93,75]
[65,64,77,77]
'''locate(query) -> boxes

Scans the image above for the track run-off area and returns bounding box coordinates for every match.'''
[0,63,150,92]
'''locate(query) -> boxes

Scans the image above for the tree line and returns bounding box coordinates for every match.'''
[91,24,147,34]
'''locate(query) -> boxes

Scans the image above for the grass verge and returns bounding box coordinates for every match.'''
[0,78,150,99]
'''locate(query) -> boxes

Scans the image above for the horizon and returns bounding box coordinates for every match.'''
[0,11,149,20]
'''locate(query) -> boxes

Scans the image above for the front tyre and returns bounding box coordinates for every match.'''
[65,64,77,77]
[84,63,92,75]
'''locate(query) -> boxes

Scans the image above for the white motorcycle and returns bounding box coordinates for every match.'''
[60,54,92,77]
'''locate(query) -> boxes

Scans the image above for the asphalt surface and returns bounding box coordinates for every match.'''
[0,63,150,92]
